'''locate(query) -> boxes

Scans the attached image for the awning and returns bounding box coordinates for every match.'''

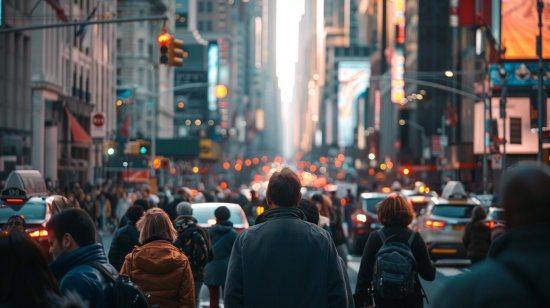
[64,107,92,143]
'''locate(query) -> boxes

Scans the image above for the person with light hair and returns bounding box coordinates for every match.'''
[121,208,195,307]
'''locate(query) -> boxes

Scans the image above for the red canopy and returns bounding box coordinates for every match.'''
[65,107,92,143]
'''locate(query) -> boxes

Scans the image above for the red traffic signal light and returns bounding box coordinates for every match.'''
[402,168,410,175]
[153,158,161,169]
[158,34,170,45]
[162,160,169,168]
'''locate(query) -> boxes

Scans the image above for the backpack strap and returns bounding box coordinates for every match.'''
[212,233,230,249]
[378,229,386,243]
[84,261,117,283]
[408,231,417,247]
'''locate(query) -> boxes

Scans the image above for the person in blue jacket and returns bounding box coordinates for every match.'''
[47,208,118,308]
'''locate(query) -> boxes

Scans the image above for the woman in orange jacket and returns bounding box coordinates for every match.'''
[120,208,195,308]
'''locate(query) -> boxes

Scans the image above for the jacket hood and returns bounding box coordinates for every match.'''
[132,236,187,274]
[254,207,307,225]
[210,222,234,236]
[49,244,108,283]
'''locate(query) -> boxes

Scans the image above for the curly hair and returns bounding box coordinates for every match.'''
[377,194,414,226]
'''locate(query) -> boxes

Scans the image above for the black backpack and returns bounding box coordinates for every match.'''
[85,261,149,308]
[373,230,417,299]
[175,224,213,262]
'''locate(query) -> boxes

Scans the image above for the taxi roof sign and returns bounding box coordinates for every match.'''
[1,170,48,200]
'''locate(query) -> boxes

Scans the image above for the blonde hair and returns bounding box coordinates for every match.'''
[320,195,334,217]
[136,208,177,243]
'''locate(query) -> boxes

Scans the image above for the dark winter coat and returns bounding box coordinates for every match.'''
[330,209,347,246]
[225,207,348,308]
[49,244,118,308]
[463,219,492,260]
[204,220,238,286]
[108,221,140,271]
[174,215,211,282]
[434,224,550,308]
[354,225,436,308]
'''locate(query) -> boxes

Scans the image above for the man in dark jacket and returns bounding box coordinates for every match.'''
[108,205,144,271]
[173,202,211,308]
[48,208,118,308]
[225,168,348,308]
[434,165,550,308]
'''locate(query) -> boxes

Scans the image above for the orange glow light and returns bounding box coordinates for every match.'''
[335,161,342,168]
[310,165,317,172]
[220,182,228,189]
[191,189,199,196]
[387,162,394,169]
[153,158,161,169]
[411,196,426,203]
[207,219,217,225]
[214,85,228,99]
[320,157,326,163]
[381,187,391,193]
[253,158,259,164]
[158,33,170,44]
[425,187,431,193]
[245,159,251,166]
[256,206,265,216]
[425,220,445,228]
[369,169,375,175]
[356,214,367,223]
[262,165,270,173]
[340,199,346,206]
[235,164,242,171]
[337,154,345,161]
[223,162,230,169]
[171,168,177,174]
[28,230,49,238]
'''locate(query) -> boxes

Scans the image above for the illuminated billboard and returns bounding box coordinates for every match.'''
[207,44,218,111]
[501,0,550,60]
[337,61,370,147]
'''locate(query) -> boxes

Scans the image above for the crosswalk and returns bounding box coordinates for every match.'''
[347,256,470,278]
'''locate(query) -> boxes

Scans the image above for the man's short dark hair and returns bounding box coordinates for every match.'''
[46,208,96,247]
[134,198,151,211]
[126,206,145,224]
[266,168,301,207]
[297,199,319,225]
[215,206,231,221]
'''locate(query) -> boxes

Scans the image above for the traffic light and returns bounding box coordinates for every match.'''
[402,168,410,176]
[158,33,170,64]
[103,141,118,156]
[158,33,184,66]
[153,158,161,169]
[168,37,184,66]
[153,156,169,169]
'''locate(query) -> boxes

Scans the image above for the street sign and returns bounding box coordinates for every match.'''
[91,112,106,139]
[492,154,503,170]
[440,135,448,147]
[423,147,431,159]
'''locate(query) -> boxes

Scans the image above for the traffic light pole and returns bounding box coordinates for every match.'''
[0,16,168,34]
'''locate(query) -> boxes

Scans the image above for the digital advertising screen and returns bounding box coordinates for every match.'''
[501,0,550,60]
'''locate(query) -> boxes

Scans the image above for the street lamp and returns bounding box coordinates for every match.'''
[444,70,454,77]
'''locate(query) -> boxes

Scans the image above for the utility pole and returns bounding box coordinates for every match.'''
[500,75,508,178]
[482,69,488,194]
[537,0,544,165]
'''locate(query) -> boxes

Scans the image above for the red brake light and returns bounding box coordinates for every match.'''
[356,214,367,223]
[485,221,495,228]
[411,196,426,203]
[425,220,445,228]
[28,230,49,238]
[6,199,24,203]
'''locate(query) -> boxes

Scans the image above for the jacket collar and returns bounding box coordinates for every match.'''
[140,234,174,246]
[254,207,306,225]
[49,244,107,283]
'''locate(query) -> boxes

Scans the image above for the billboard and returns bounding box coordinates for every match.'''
[490,63,550,87]
[501,0,550,60]
[473,97,550,154]
[207,44,218,111]
[337,61,370,147]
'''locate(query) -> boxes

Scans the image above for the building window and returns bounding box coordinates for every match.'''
[138,39,144,55]
[148,44,153,58]
[139,10,145,27]
[510,118,522,144]
[116,68,122,85]
[198,2,204,12]
[117,39,121,53]
[207,21,213,31]
[207,2,213,12]
[138,68,144,86]
[198,21,204,31]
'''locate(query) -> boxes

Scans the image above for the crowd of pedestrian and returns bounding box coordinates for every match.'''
[1,164,549,308]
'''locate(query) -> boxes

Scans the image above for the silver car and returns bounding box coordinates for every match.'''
[191,203,250,234]
[417,181,481,260]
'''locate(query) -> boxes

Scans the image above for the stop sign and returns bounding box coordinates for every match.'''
[92,113,105,127]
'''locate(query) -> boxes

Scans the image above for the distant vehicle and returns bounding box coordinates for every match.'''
[0,171,75,261]
[402,182,437,215]
[191,203,250,234]
[417,181,482,261]
[485,207,505,228]
[349,192,390,256]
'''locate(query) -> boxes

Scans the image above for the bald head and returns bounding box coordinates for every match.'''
[500,166,550,229]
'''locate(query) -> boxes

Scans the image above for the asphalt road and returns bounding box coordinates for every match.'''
[101,232,470,308]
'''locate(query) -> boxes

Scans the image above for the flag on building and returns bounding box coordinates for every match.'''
[76,7,97,49]
[45,0,69,22]
[120,115,131,139]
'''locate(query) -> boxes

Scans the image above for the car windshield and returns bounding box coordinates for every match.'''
[362,197,386,213]
[0,201,46,224]
[490,210,505,220]
[431,204,476,218]
[192,206,243,225]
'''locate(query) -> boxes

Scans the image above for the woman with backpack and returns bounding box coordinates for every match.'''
[354,194,436,308]
[203,206,238,308]
[120,208,195,307]
[462,205,492,264]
